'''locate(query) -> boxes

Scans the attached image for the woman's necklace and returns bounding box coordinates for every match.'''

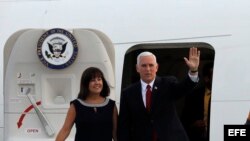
[93,107,97,113]
[85,97,105,113]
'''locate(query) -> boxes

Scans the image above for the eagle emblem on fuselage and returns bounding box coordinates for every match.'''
[46,37,67,59]
[37,28,78,69]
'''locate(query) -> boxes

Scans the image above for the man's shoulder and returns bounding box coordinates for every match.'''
[123,82,140,92]
[156,76,178,83]
[160,76,177,80]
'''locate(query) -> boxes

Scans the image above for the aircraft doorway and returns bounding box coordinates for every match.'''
[120,42,215,141]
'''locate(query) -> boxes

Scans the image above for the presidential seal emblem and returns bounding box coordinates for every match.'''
[37,28,78,69]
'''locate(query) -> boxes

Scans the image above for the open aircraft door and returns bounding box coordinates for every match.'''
[3,28,115,141]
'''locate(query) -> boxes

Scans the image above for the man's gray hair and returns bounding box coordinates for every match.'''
[137,51,157,64]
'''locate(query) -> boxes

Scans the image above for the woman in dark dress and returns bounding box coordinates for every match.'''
[56,67,118,141]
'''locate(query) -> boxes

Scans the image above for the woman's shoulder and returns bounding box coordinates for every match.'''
[107,98,115,103]
[70,99,81,105]
[106,98,116,107]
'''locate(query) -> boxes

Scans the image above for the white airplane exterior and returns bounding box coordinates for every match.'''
[0,0,250,141]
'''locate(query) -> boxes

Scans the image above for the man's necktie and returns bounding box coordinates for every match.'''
[146,85,152,112]
[146,85,158,141]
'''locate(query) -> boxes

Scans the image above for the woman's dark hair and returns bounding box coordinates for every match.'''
[77,67,110,100]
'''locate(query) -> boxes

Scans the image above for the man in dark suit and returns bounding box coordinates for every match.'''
[118,47,200,141]
[181,62,213,141]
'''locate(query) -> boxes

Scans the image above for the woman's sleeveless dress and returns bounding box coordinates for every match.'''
[71,98,115,141]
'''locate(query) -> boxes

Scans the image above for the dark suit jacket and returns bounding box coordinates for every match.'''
[118,75,197,141]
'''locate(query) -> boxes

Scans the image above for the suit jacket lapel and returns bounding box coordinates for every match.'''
[134,82,148,113]
[151,76,161,115]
